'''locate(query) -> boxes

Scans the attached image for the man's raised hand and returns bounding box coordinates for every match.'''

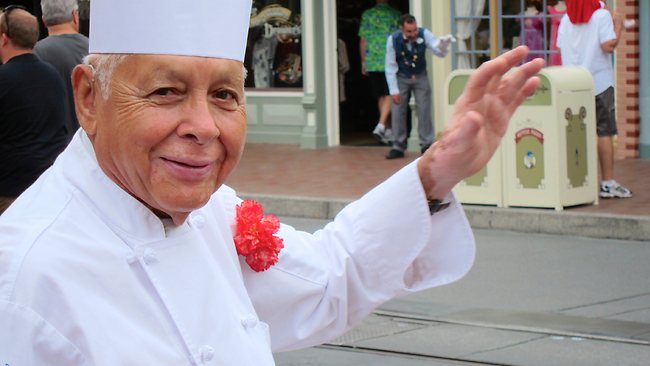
[418,46,545,200]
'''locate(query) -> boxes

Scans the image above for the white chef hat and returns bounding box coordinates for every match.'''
[89,0,253,62]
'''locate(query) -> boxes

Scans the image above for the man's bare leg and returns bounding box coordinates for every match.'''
[378,95,392,128]
[598,136,614,181]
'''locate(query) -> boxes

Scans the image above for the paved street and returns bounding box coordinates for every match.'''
[273,217,650,366]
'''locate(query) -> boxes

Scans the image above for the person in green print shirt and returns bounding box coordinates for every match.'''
[358,0,400,144]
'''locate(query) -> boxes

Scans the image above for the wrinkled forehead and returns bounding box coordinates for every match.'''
[106,54,246,87]
[89,0,252,62]
[121,54,243,73]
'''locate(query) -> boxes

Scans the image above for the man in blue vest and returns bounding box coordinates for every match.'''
[384,14,454,159]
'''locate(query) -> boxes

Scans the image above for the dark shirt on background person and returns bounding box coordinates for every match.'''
[0,7,68,214]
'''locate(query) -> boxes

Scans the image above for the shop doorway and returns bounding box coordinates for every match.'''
[336,0,409,146]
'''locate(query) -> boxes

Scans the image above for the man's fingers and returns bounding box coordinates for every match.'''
[461,46,530,103]
[500,57,545,107]
[507,77,541,115]
[511,57,545,87]
[498,45,532,69]
[485,73,501,96]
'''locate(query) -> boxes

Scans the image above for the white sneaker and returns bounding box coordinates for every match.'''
[599,181,633,198]
[382,128,393,144]
[372,123,386,142]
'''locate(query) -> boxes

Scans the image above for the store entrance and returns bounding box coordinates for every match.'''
[336,0,409,146]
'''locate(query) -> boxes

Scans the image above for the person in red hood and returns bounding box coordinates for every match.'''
[557,0,631,198]
[566,0,601,23]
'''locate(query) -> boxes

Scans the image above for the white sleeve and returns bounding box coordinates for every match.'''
[556,15,567,49]
[245,161,476,352]
[0,301,89,365]
[424,28,446,57]
[597,10,616,44]
[384,35,399,95]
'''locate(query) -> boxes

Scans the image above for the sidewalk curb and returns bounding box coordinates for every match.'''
[463,205,649,242]
[241,193,650,242]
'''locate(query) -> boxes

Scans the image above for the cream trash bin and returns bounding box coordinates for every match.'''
[502,66,598,210]
[444,69,504,207]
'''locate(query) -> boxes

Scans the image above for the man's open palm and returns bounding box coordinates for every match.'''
[419,46,545,199]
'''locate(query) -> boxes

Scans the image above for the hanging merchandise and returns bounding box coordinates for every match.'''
[247,2,303,88]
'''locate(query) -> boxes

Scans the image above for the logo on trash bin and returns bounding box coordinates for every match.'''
[523,151,536,169]
[515,127,545,189]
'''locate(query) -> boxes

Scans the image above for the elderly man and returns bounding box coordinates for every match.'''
[35,0,90,142]
[0,0,543,364]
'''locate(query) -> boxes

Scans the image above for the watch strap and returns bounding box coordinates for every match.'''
[427,199,451,215]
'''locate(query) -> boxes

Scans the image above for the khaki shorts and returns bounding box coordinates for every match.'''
[595,86,617,137]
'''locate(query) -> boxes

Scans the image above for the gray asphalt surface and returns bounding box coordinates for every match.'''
[273,216,650,366]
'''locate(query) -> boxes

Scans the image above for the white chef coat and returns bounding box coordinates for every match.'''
[0,131,475,365]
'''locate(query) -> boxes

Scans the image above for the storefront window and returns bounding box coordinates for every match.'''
[452,0,565,69]
[452,0,490,69]
[245,1,303,90]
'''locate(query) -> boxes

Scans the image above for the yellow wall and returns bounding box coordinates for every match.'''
[429,1,453,138]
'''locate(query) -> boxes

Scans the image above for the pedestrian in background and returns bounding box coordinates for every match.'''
[385,14,454,159]
[35,0,89,142]
[557,0,632,198]
[358,0,400,145]
[0,5,67,214]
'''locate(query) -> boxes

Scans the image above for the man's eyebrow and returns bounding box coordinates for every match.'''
[146,66,186,83]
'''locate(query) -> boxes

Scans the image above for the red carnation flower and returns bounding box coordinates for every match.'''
[234,200,284,272]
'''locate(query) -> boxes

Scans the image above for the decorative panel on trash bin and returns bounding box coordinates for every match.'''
[502,66,598,210]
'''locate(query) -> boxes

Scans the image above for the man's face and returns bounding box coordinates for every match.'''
[89,55,246,224]
[400,21,419,41]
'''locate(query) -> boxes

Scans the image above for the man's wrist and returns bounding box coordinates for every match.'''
[417,146,454,200]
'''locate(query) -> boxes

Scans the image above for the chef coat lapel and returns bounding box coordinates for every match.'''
[61,132,167,242]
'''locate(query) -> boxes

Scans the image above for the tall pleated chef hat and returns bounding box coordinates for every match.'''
[89,0,253,62]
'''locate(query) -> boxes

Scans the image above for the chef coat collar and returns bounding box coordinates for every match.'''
[61,130,194,242]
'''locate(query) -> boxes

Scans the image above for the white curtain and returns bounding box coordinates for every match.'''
[455,0,487,69]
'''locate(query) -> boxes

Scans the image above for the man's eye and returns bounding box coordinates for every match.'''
[152,88,175,96]
[214,89,236,100]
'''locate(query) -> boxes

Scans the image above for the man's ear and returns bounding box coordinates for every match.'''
[0,32,9,48]
[72,9,79,28]
[72,64,98,136]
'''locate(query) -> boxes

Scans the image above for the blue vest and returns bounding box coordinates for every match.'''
[392,28,427,78]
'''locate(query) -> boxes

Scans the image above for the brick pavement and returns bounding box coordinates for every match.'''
[227,143,649,218]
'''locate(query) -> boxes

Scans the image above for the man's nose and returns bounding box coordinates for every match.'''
[177,98,220,144]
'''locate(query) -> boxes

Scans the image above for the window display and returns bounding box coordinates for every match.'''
[452,0,566,69]
[245,1,303,89]
[547,0,566,66]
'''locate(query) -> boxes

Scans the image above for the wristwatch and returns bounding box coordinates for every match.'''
[427,199,450,215]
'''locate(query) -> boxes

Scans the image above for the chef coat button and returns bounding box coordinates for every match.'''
[241,316,258,329]
[142,247,157,265]
[199,345,215,362]
[191,214,206,229]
